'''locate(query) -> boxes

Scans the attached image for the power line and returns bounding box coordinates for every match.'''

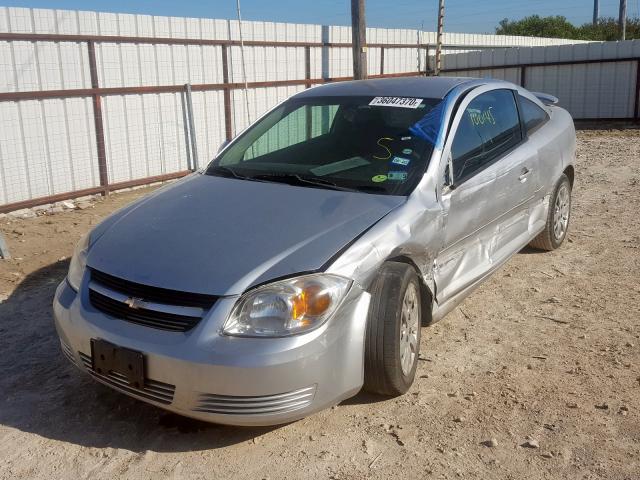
[365,0,623,21]
[363,0,630,33]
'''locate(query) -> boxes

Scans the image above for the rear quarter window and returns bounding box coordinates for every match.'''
[519,95,549,134]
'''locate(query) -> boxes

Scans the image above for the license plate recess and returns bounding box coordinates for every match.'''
[91,339,145,389]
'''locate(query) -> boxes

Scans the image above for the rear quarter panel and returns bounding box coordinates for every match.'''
[532,105,576,197]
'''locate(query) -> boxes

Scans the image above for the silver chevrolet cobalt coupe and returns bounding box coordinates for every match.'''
[54,77,575,425]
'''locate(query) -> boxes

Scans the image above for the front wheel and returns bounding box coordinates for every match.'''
[529,173,572,251]
[363,262,422,396]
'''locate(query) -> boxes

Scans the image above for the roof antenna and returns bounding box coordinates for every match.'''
[236,0,251,126]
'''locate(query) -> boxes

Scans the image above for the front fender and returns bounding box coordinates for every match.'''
[326,174,444,312]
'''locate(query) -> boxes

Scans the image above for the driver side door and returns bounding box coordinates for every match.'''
[434,88,537,304]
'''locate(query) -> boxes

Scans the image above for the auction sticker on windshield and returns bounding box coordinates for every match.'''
[369,97,423,108]
[387,171,408,181]
[391,156,410,166]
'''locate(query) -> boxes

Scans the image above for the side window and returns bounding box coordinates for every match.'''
[451,89,521,182]
[244,104,338,160]
[519,95,549,134]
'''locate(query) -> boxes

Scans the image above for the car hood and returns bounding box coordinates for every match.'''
[87,174,404,296]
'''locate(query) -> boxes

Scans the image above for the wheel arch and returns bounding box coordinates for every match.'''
[382,255,434,326]
[563,164,575,188]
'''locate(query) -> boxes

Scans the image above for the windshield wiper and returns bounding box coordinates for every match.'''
[209,169,374,193]
[207,165,254,181]
[249,173,358,192]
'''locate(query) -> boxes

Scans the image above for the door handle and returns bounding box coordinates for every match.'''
[519,167,532,183]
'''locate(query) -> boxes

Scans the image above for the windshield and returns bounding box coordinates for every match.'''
[206,95,442,195]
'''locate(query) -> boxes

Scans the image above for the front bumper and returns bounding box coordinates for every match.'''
[53,278,370,426]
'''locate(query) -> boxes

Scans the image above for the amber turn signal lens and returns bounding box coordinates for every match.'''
[291,282,332,319]
[305,283,331,316]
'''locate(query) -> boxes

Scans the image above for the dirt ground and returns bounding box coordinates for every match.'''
[0,129,638,480]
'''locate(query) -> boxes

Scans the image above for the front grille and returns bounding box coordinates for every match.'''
[79,352,175,405]
[193,385,316,416]
[89,269,218,332]
[89,289,202,332]
[90,269,218,309]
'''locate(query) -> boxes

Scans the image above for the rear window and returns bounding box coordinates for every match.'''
[207,96,442,196]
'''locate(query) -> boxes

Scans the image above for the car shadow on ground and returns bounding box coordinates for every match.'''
[0,261,278,453]
[519,246,544,255]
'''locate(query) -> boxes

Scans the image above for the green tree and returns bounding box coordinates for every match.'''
[496,15,640,40]
[576,17,640,40]
[496,15,577,38]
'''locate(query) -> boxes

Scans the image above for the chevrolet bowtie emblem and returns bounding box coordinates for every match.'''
[124,297,144,309]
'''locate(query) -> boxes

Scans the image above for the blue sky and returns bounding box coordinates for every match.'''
[2,0,636,33]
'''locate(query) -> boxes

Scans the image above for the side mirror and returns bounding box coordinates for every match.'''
[217,139,230,154]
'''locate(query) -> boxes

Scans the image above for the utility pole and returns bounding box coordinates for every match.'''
[619,0,627,40]
[592,0,599,25]
[351,0,367,80]
[435,0,445,76]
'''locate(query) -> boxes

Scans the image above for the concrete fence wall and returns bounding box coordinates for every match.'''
[0,6,585,212]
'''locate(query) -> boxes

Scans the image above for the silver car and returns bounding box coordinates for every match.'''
[54,77,575,426]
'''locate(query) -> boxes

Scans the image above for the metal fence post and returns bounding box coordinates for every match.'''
[87,41,109,195]
[380,47,385,76]
[180,89,193,170]
[184,83,199,170]
[221,45,233,141]
[305,46,311,88]
[425,45,431,75]
[305,46,312,139]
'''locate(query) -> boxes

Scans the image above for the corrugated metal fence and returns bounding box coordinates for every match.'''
[441,40,640,121]
[0,7,584,212]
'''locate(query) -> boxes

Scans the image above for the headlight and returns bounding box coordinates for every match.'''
[223,274,352,337]
[67,232,90,291]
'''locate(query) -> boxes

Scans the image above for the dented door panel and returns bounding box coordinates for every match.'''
[435,165,499,303]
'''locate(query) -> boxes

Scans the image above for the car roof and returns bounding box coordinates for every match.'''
[292,76,479,100]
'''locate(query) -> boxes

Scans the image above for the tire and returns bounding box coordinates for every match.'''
[363,262,422,396]
[529,173,572,251]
